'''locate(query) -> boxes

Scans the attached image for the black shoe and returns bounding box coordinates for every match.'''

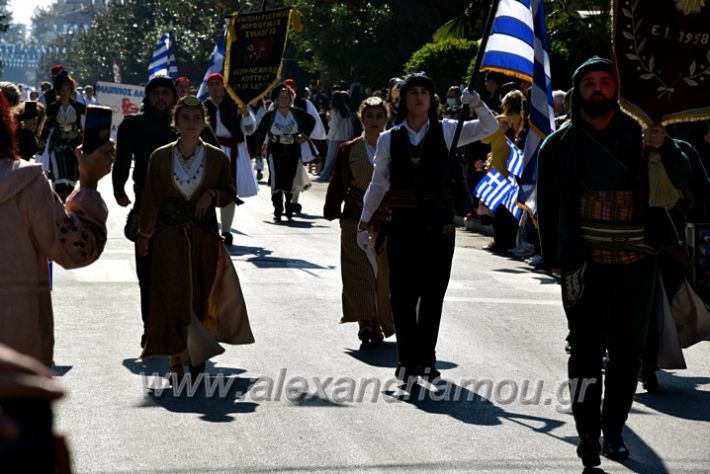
[256,171,263,181]
[419,366,442,382]
[577,435,601,467]
[234,197,245,206]
[394,364,419,383]
[358,327,373,346]
[273,213,282,222]
[189,362,206,379]
[640,368,659,393]
[292,203,302,215]
[285,211,293,221]
[603,435,630,461]
[222,232,233,246]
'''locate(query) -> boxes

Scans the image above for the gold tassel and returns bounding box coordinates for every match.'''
[290,8,302,32]
[648,149,680,209]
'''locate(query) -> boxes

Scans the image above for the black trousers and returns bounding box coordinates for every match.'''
[564,256,658,439]
[387,221,455,371]
[492,205,519,249]
[271,191,294,217]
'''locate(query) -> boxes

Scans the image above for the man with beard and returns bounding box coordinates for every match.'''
[113,76,218,346]
[537,57,691,468]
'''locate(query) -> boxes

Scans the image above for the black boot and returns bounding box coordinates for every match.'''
[577,434,601,467]
[603,435,630,461]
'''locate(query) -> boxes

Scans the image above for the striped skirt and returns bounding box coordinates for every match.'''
[339,218,395,336]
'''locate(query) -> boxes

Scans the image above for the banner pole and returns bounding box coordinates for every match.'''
[446,0,500,158]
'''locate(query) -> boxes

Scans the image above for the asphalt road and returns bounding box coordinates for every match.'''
[49,173,710,473]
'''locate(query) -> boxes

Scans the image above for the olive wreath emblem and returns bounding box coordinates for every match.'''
[621,0,710,99]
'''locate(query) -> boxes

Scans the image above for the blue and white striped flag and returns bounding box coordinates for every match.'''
[505,137,524,178]
[196,27,227,101]
[148,32,178,80]
[481,0,555,215]
[475,168,516,212]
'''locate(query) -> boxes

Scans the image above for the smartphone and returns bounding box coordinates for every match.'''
[23,101,37,120]
[0,399,55,472]
[82,105,113,154]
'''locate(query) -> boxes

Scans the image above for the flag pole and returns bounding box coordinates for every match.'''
[447,0,501,158]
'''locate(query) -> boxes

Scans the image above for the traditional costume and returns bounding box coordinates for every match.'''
[324,135,394,338]
[139,141,254,365]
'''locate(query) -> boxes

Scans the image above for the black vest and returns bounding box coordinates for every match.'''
[388,121,454,225]
[205,96,245,142]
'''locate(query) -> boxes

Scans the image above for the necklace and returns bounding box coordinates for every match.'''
[173,145,204,188]
[407,134,427,167]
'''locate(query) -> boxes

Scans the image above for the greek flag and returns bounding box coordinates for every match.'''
[475,168,517,213]
[148,32,178,80]
[196,27,227,101]
[481,0,555,215]
[505,137,524,178]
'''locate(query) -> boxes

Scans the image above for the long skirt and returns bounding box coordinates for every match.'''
[339,218,395,336]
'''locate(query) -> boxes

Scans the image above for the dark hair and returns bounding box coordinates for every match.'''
[331,90,351,119]
[357,96,388,121]
[0,93,19,160]
[171,95,207,128]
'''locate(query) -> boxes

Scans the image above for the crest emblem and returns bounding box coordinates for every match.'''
[675,0,706,15]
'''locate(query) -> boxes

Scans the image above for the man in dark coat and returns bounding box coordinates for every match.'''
[537,56,692,468]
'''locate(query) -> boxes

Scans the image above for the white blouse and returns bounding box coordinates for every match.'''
[172,144,205,201]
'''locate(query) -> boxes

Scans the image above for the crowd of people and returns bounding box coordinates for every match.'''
[2,53,710,470]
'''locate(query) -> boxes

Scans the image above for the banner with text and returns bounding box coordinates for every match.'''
[95,81,145,139]
[224,7,300,108]
[613,0,710,126]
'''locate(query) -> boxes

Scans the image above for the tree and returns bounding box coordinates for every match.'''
[404,39,478,97]
[431,0,612,89]
[284,0,468,88]
[35,1,263,86]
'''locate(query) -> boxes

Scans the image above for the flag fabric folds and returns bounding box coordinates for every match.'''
[474,138,525,219]
[196,28,227,101]
[148,32,178,80]
[480,0,555,216]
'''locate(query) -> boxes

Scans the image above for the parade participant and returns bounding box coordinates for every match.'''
[324,97,394,346]
[42,74,86,202]
[0,91,115,367]
[442,86,462,119]
[247,98,267,181]
[137,96,254,381]
[174,76,191,98]
[537,57,692,467]
[317,90,354,182]
[257,84,315,222]
[358,73,497,382]
[283,78,326,214]
[113,76,218,347]
[204,73,258,245]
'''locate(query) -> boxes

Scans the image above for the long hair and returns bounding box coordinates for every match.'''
[0,93,19,160]
[331,90,351,119]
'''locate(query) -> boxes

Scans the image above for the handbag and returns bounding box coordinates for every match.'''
[124,207,140,242]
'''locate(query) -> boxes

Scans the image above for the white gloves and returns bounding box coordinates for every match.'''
[357,229,371,252]
[461,88,481,107]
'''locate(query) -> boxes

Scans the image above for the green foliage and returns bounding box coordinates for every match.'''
[35,0,261,86]
[284,0,467,88]
[404,38,478,97]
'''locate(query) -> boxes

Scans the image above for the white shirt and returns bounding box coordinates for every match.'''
[360,103,498,223]
[172,144,205,200]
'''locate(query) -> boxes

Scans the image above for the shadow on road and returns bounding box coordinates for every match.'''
[262,219,328,229]
[634,371,710,421]
[53,365,72,376]
[245,255,335,271]
[226,245,273,258]
[344,342,458,371]
[122,358,246,378]
[142,376,260,422]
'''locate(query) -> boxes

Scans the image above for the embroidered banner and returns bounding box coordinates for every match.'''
[224,7,300,108]
[612,0,710,126]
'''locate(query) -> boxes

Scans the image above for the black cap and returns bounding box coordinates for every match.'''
[143,76,178,104]
[395,72,438,123]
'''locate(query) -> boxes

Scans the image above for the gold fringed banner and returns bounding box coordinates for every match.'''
[224,7,298,109]
[612,0,710,127]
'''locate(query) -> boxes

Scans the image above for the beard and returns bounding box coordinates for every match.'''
[579,96,616,117]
